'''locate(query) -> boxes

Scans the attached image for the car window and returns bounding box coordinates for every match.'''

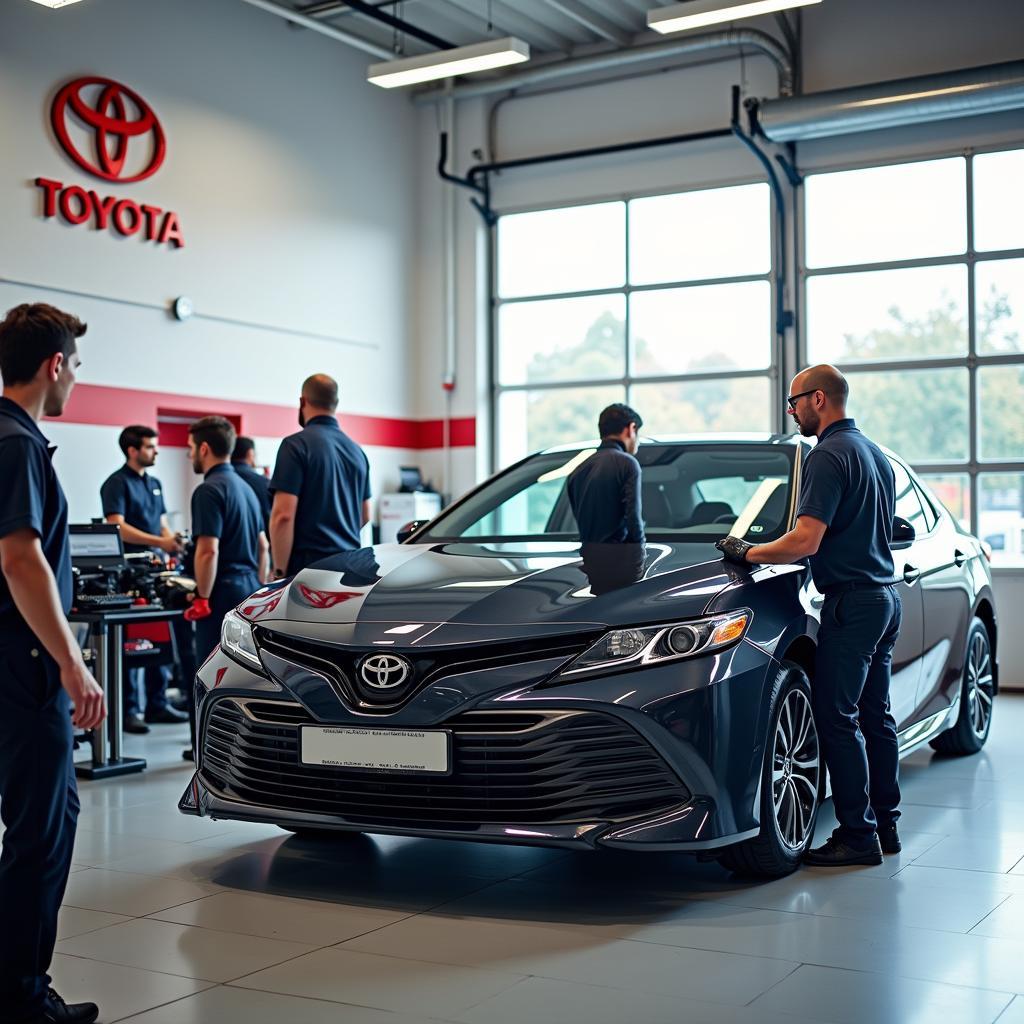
[912,481,939,533]
[423,444,795,542]
[889,458,928,534]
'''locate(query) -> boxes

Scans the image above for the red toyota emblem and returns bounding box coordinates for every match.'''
[50,77,166,183]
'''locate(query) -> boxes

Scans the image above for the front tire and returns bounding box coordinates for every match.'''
[930,617,994,756]
[717,663,821,878]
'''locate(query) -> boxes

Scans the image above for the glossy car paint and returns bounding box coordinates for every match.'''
[181,436,998,853]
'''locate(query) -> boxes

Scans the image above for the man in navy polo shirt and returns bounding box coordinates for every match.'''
[100,425,188,731]
[231,435,271,534]
[183,416,267,759]
[717,365,901,867]
[269,374,371,577]
[0,303,105,1024]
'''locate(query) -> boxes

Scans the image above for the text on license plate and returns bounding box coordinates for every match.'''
[300,726,450,774]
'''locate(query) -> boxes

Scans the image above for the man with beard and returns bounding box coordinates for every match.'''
[183,416,267,758]
[269,374,371,577]
[716,364,901,867]
[0,303,105,1024]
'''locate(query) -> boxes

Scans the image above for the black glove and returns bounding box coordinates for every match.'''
[716,536,755,565]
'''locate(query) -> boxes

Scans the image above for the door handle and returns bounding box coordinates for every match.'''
[954,549,967,568]
[903,563,921,585]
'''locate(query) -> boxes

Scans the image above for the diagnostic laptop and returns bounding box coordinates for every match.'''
[69,523,127,573]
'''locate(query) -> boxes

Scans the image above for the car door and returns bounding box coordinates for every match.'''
[908,476,973,719]
[886,458,926,730]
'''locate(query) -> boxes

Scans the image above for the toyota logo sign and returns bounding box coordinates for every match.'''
[359,654,412,690]
[51,77,166,183]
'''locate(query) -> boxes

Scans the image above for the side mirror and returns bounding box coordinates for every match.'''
[891,516,916,551]
[396,520,429,544]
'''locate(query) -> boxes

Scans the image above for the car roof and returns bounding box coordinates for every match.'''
[539,433,805,455]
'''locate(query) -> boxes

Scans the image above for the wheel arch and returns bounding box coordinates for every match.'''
[973,594,999,693]
[780,633,817,682]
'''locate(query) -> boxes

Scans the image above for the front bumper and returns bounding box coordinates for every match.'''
[180,635,774,852]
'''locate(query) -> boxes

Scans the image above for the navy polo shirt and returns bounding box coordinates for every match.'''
[100,464,167,552]
[190,463,262,583]
[270,415,371,574]
[232,461,271,533]
[0,397,72,634]
[566,439,645,544]
[797,418,897,592]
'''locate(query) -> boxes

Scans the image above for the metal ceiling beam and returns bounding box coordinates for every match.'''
[539,0,631,46]
[238,0,392,57]
[436,0,575,53]
[415,27,795,101]
[336,0,455,49]
[298,0,414,16]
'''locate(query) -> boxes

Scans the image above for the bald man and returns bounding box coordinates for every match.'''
[269,374,371,577]
[717,365,901,867]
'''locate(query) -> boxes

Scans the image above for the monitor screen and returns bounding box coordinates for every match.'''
[70,531,123,559]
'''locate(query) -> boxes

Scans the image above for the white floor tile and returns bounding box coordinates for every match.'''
[57,905,130,940]
[62,867,217,917]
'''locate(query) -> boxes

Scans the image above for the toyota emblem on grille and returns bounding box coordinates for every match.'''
[359,653,412,690]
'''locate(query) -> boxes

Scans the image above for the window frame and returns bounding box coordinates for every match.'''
[490,177,781,472]
[798,145,1024,555]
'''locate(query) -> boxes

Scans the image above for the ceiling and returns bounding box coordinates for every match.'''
[290,0,693,60]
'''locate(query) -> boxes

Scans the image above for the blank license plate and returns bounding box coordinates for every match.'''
[300,726,450,775]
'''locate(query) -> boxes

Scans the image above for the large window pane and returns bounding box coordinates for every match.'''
[919,473,971,531]
[498,295,625,386]
[979,473,1024,566]
[631,281,771,376]
[846,367,969,462]
[977,258,1024,354]
[629,183,770,285]
[497,202,625,298]
[979,365,1024,460]
[974,149,1024,253]
[630,377,772,435]
[497,385,623,469]
[805,158,966,268]
[806,265,967,364]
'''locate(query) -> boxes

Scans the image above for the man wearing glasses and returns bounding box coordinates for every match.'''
[717,365,901,868]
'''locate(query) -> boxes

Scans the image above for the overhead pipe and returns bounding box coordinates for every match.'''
[414,28,795,103]
[238,0,393,58]
[751,60,1024,143]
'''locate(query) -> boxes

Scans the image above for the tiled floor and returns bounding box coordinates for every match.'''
[18,694,1024,1023]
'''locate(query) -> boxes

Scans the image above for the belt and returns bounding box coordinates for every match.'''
[820,580,897,597]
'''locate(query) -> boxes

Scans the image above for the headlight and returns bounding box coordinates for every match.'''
[221,610,263,672]
[562,610,751,678]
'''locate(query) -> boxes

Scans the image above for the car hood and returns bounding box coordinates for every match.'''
[241,541,739,646]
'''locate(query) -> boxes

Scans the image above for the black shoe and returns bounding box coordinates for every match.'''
[38,988,99,1023]
[123,715,150,735]
[146,705,189,724]
[182,747,195,762]
[804,833,883,867]
[879,823,902,854]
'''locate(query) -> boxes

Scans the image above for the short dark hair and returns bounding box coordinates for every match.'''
[119,424,157,457]
[232,435,255,461]
[598,403,643,438]
[302,373,339,412]
[0,303,86,386]
[189,415,236,459]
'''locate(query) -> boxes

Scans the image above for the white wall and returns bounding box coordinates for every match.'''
[0,0,423,523]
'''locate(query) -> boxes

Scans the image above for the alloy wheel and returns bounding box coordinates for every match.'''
[966,630,994,740]
[772,688,820,850]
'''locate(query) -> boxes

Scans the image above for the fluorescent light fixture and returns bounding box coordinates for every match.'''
[26,0,85,6]
[368,36,530,89]
[648,0,821,34]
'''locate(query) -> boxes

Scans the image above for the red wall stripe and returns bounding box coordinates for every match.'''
[48,383,476,450]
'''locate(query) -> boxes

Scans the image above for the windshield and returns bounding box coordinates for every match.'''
[422,444,796,543]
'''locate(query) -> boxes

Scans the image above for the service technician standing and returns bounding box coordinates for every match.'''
[0,304,105,1024]
[269,374,371,577]
[716,365,902,867]
[183,416,268,758]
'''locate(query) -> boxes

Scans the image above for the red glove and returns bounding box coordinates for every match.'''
[184,597,212,622]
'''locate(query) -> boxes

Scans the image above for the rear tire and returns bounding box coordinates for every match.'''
[717,662,821,879]
[930,617,994,756]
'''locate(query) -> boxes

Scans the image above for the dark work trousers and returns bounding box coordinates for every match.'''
[192,573,259,748]
[0,640,79,1022]
[814,584,903,846]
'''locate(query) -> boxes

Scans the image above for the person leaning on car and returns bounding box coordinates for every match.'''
[567,403,645,546]
[716,365,902,868]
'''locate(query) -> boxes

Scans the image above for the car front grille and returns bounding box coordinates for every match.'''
[199,698,689,827]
